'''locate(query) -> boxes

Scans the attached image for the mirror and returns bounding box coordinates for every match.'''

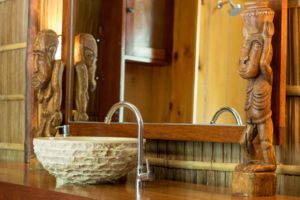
[69,0,247,125]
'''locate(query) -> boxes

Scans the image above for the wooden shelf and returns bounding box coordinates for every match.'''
[125,55,169,66]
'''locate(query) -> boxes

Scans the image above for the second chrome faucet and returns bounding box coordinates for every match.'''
[210,106,243,125]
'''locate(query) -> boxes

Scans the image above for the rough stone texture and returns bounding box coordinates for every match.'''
[33,137,138,185]
[232,171,276,196]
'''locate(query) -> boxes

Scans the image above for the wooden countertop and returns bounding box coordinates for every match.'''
[0,161,299,200]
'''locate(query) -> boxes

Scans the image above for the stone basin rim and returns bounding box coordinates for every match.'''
[33,136,138,143]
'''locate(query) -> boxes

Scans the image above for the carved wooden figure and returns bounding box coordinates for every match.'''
[73,33,98,121]
[232,0,276,196]
[32,30,64,137]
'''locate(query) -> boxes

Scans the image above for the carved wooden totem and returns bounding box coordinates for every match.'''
[32,30,64,137]
[232,1,276,196]
[73,33,97,121]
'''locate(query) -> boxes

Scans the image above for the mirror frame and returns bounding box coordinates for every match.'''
[25,0,287,162]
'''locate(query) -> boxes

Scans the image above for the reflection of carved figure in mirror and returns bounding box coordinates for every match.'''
[32,30,64,137]
[73,33,98,121]
[236,0,275,172]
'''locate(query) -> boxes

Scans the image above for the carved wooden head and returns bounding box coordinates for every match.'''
[74,33,97,66]
[74,33,98,92]
[241,0,275,36]
[239,0,275,80]
[32,30,58,90]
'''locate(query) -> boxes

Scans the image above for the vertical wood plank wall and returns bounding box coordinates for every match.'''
[0,0,28,161]
[196,0,246,124]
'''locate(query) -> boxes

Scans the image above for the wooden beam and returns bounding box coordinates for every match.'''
[286,85,300,96]
[0,143,24,151]
[0,94,24,101]
[62,0,74,123]
[149,157,237,172]
[288,0,300,8]
[0,43,27,52]
[70,122,244,143]
[269,0,288,145]
[149,157,300,175]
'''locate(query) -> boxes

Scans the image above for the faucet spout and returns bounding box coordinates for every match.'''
[104,101,152,188]
[56,125,70,137]
[210,107,243,125]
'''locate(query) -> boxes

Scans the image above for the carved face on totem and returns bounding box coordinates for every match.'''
[74,33,98,92]
[32,30,58,90]
[241,1,275,37]
[239,1,274,79]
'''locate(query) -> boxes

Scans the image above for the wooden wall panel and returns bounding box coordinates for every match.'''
[125,64,171,122]
[0,101,24,144]
[0,49,26,95]
[0,0,28,162]
[0,0,28,45]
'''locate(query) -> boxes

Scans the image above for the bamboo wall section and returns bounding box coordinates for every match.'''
[285,5,300,165]
[0,0,28,161]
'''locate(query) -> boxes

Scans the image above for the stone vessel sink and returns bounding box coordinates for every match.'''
[33,137,138,185]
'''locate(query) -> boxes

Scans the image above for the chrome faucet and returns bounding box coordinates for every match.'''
[210,107,243,125]
[56,125,70,137]
[104,101,153,197]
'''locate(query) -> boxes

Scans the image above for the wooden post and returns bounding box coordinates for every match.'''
[25,0,40,163]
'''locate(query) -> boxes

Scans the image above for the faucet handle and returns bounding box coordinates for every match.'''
[146,159,151,173]
[137,159,155,182]
[145,159,155,181]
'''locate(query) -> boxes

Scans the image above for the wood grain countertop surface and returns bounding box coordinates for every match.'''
[0,161,299,200]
